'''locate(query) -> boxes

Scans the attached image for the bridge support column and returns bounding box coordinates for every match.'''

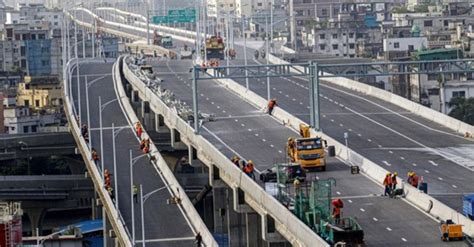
[170,129,187,150]
[188,145,198,166]
[155,113,170,133]
[141,101,154,129]
[246,212,262,247]
[26,208,46,236]
[261,214,286,244]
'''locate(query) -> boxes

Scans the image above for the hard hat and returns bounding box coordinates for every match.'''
[288,137,293,141]
[394,172,398,176]
[407,172,412,177]
[248,160,253,164]
[386,172,391,176]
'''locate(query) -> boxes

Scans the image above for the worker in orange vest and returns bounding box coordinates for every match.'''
[383,172,392,196]
[245,160,255,180]
[135,122,143,139]
[407,171,419,188]
[92,148,100,164]
[267,98,277,115]
[391,172,398,190]
[332,199,343,224]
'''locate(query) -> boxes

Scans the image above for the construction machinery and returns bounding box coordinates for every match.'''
[440,220,464,242]
[287,124,330,171]
[153,30,173,49]
[203,35,225,66]
[180,44,193,59]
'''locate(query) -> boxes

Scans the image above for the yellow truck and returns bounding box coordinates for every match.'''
[287,124,329,171]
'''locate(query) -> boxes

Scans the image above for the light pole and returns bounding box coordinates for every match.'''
[265,16,270,100]
[242,16,249,90]
[112,123,128,211]
[99,96,118,175]
[129,150,148,245]
[140,184,169,247]
[344,132,349,163]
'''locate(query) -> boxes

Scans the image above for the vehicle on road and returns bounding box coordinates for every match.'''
[287,124,330,171]
[180,45,193,59]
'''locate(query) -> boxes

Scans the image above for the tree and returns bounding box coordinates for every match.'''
[447,97,474,125]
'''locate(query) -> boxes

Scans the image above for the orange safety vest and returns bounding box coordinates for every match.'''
[383,175,392,186]
[391,175,398,185]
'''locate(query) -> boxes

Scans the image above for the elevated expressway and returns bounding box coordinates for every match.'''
[64,58,216,246]
[70,9,474,245]
[122,57,467,246]
[74,7,474,215]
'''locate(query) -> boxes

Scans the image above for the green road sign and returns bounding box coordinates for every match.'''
[152,16,168,24]
[167,8,196,23]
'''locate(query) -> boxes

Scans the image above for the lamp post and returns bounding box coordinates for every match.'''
[129,150,148,245]
[112,123,128,211]
[99,96,118,175]
[139,184,169,247]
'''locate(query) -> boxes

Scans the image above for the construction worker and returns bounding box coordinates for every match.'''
[231,156,240,167]
[245,160,255,180]
[407,172,419,188]
[92,148,100,164]
[267,98,277,115]
[195,232,202,247]
[391,172,398,191]
[135,122,143,139]
[143,138,150,154]
[332,199,343,224]
[81,124,88,137]
[133,184,138,203]
[293,177,301,193]
[107,186,115,201]
[383,172,392,196]
[238,160,246,171]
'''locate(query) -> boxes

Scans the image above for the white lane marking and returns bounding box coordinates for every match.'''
[285,94,289,97]
[306,106,310,109]
[357,133,362,137]
[211,101,215,105]
[201,126,261,174]
[278,150,283,153]
[388,150,393,154]
[222,110,226,113]
[373,217,378,222]
[336,191,341,195]
[270,144,274,148]
[216,106,220,109]
[378,144,383,148]
[382,161,391,167]
[348,200,353,203]
[330,119,335,122]
[248,129,252,132]
[429,160,439,167]
[438,177,443,181]
[425,170,430,174]
[235,119,239,122]
[367,139,372,142]
[386,227,392,231]
[400,156,405,160]
[206,97,209,101]
[452,184,457,188]
[262,139,266,142]
[348,129,352,132]
[339,123,344,127]
[412,163,417,167]
[401,238,407,242]
[360,208,365,212]
[255,133,259,137]
[241,123,245,127]
[278,91,282,94]
[300,102,303,105]
[318,82,464,139]
[292,98,296,101]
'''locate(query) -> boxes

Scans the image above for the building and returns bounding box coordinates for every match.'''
[16,76,62,110]
[383,36,428,59]
[3,106,60,134]
[0,92,3,133]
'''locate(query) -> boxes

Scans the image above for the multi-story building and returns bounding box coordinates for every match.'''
[3,105,60,134]
[0,92,3,133]
[16,76,62,110]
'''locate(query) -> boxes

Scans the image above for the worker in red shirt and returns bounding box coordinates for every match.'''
[267,98,277,115]
[332,199,343,224]
[383,172,392,196]
[407,171,419,188]
[135,122,143,139]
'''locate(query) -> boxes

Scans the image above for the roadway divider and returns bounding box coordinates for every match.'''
[62,59,132,246]
[121,57,330,247]
[268,54,474,138]
[211,68,474,238]
[112,57,218,247]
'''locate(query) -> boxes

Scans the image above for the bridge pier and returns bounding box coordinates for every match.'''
[25,207,46,236]
[155,113,170,134]
[141,101,154,130]
[246,212,262,247]
[170,129,187,150]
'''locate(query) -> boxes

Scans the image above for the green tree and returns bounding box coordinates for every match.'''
[447,97,474,125]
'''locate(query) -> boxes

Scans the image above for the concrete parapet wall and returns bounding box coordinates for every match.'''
[122,58,329,247]
[114,58,218,247]
[212,67,474,238]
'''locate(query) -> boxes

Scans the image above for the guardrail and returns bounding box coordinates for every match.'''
[211,67,474,239]
[113,57,218,247]
[62,58,132,246]
[268,54,474,138]
[122,56,330,247]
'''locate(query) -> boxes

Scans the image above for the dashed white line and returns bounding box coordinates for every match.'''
[330,119,335,122]
[373,217,378,222]
[378,144,383,148]
[401,238,407,242]
[247,129,252,132]
[412,163,417,167]
[339,123,344,127]
[216,106,220,109]
[438,177,443,181]
[348,129,353,132]
[278,150,283,153]
[425,170,430,174]
[336,191,341,195]
[255,133,259,137]
[357,133,362,137]
[241,123,245,127]
[262,139,266,142]
[348,200,353,203]
[452,184,457,188]
[299,102,303,105]
[367,139,372,142]
[382,161,391,167]
[429,160,439,167]
[211,102,215,105]
[400,157,405,160]
[270,144,274,148]
[360,208,365,212]
[234,119,238,122]
[386,227,392,231]
[388,151,393,154]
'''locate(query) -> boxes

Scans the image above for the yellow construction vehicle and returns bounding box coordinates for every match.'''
[287,124,328,171]
[440,220,464,241]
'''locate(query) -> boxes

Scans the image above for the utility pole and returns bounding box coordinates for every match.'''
[266,16,270,100]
